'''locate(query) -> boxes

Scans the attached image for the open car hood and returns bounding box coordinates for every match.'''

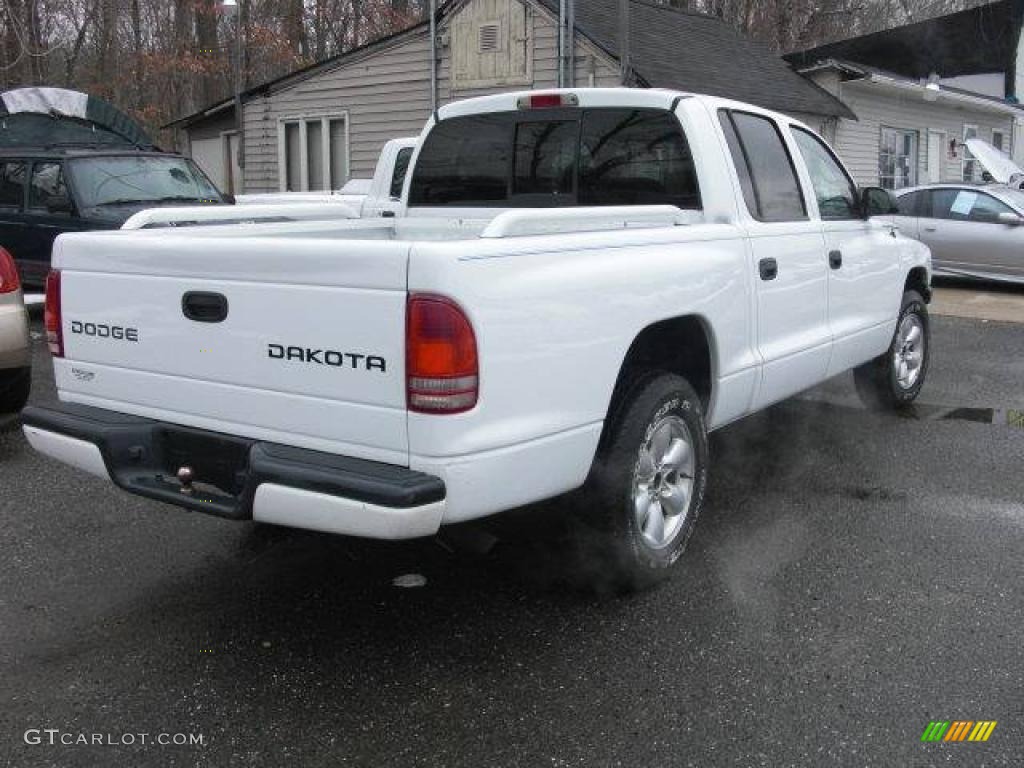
[966,138,1023,185]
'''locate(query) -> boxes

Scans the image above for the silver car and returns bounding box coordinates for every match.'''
[892,183,1024,284]
[0,246,31,414]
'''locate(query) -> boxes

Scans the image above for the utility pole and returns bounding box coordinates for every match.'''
[223,0,245,191]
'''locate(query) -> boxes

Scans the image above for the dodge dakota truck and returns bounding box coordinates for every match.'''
[22,89,931,588]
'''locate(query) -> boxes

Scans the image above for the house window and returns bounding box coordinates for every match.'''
[879,127,918,190]
[962,124,978,182]
[992,129,1006,153]
[278,115,349,192]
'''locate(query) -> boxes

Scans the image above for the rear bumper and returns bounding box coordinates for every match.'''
[21,403,446,540]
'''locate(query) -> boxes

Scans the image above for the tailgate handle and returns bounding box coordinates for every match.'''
[182,291,229,323]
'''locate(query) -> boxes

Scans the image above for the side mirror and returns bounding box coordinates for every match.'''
[46,197,73,216]
[860,186,900,218]
[997,211,1023,226]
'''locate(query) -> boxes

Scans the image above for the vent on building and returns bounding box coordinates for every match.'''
[478,22,500,53]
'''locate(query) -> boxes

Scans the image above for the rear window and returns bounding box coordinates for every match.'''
[408,108,700,209]
[408,115,510,206]
[580,110,700,208]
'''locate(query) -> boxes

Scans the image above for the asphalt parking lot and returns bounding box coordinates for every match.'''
[2,284,1023,767]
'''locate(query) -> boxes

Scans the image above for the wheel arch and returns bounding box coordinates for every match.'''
[905,265,931,303]
[605,314,717,422]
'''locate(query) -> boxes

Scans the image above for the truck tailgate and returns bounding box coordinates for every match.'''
[52,232,410,463]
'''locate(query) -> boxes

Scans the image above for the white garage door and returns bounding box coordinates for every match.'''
[190,136,226,191]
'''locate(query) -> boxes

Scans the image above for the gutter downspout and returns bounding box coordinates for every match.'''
[619,0,630,86]
[558,0,566,87]
[567,0,575,87]
[430,0,438,119]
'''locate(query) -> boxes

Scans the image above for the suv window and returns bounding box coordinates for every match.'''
[928,188,1014,222]
[719,110,806,222]
[579,109,700,208]
[29,162,71,214]
[792,128,859,220]
[408,108,701,209]
[0,161,26,209]
[389,147,413,199]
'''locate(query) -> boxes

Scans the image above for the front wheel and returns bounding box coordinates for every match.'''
[579,372,709,591]
[854,289,930,410]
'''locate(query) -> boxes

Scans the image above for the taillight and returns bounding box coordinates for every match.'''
[516,92,579,110]
[406,294,478,414]
[45,270,63,357]
[0,247,19,294]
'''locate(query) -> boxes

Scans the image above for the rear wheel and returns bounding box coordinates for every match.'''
[0,366,31,414]
[579,372,708,590]
[854,289,930,410]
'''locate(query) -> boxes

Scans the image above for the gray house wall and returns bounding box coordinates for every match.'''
[805,70,1018,187]
[241,0,620,193]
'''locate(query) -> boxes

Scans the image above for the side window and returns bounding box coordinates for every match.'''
[930,188,1012,222]
[967,192,1013,223]
[389,147,413,199]
[719,115,757,218]
[926,189,957,219]
[579,109,700,208]
[792,128,860,220]
[896,190,924,216]
[0,161,26,210]
[29,162,71,214]
[513,120,577,201]
[719,110,806,222]
[408,114,510,206]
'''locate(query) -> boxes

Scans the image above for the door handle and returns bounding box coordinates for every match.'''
[828,250,843,270]
[923,226,937,232]
[758,257,778,281]
[182,291,229,323]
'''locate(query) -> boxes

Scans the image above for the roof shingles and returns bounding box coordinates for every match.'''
[539,0,854,118]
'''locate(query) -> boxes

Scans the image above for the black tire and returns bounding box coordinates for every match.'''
[578,372,709,591]
[0,366,31,414]
[854,289,930,410]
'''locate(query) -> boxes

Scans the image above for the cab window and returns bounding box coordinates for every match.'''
[29,162,71,214]
[0,161,26,210]
[719,110,806,222]
[389,147,414,200]
[791,128,859,220]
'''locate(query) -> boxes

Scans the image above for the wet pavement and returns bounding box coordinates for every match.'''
[2,308,1022,767]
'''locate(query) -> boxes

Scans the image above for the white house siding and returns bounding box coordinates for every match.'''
[829,81,1015,188]
[239,0,620,193]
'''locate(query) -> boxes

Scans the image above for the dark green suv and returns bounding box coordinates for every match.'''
[0,149,226,288]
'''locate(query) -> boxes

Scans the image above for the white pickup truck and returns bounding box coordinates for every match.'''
[233,136,417,218]
[335,136,417,217]
[23,89,931,588]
